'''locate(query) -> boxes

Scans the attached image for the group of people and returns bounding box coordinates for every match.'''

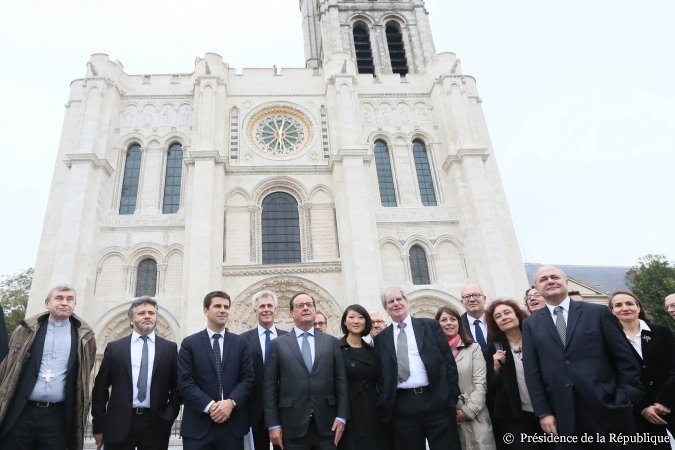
[0,266,674,450]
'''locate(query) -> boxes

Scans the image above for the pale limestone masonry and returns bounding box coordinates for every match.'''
[28,0,527,352]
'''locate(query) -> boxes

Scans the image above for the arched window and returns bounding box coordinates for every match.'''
[135,258,157,296]
[385,21,408,76]
[119,144,142,214]
[374,140,397,207]
[412,139,437,206]
[353,22,375,75]
[262,192,301,264]
[162,143,183,214]
[410,245,431,285]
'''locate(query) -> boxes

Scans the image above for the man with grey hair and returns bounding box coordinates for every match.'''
[0,285,96,450]
[373,286,460,450]
[314,311,328,333]
[92,296,180,450]
[665,294,675,320]
[240,290,287,450]
[369,311,387,339]
[459,283,489,351]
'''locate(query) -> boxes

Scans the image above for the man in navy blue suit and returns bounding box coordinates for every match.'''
[523,265,644,448]
[240,290,287,450]
[178,291,254,450]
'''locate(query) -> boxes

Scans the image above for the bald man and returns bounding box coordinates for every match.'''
[523,265,644,448]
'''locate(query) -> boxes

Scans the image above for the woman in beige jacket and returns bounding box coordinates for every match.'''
[436,306,496,450]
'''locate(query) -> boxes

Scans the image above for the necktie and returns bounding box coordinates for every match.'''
[554,306,566,346]
[264,329,272,363]
[137,336,149,402]
[301,332,312,372]
[213,333,223,399]
[397,323,410,382]
[473,319,487,351]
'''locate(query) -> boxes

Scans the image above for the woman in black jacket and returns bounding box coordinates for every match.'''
[338,304,388,450]
[609,291,675,449]
[485,299,550,450]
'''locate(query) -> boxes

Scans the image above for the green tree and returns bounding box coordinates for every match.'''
[0,267,33,336]
[629,254,675,329]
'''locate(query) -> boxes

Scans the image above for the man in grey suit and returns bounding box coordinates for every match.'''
[240,290,287,450]
[264,292,349,450]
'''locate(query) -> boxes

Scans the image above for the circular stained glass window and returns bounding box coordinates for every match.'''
[247,106,313,159]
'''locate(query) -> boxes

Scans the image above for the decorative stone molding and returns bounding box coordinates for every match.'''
[222,262,341,277]
[374,207,458,223]
[246,106,314,160]
[64,153,113,176]
[442,146,490,171]
[101,215,185,230]
[96,310,177,351]
[227,275,343,335]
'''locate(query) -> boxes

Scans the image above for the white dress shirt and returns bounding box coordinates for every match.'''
[293,326,315,364]
[392,315,430,389]
[625,319,650,358]
[131,331,155,408]
[545,297,571,326]
[258,325,279,363]
[467,313,488,343]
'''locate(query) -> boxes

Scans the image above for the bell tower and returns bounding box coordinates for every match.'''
[299,0,436,75]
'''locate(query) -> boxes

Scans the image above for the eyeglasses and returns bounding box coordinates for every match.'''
[314,321,326,326]
[461,293,485,301]
[526,293,542,300]
[372,320,386,324]
[293,301,315,310]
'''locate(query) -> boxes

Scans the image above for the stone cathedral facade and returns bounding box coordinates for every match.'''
[27,0,526,350]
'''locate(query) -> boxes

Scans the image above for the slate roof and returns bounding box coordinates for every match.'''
[524,263,632,295]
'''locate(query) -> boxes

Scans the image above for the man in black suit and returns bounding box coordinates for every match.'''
[523,265,644,448]
[91,296,180,449]
[240,290,287,450]
[373,286,460,450]
[459,283,489,352]
[178,290,254,450]
[264,292,349,450]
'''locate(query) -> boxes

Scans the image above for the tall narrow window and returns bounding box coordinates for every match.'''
[412,140,437,206]
[353,22,375,75]
[135,258,157,296]
[374,140,397,207]
[410,245,431,285]
[162,143,183,214]
[119,144,141,214]
[262,192,301,264]
[386,21,408,76]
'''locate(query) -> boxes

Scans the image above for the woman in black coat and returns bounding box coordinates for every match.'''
[337,304,388,450]
[485,299,551,450]
[609,291,675,449]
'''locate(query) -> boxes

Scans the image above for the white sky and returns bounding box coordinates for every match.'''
[1,0,674,276]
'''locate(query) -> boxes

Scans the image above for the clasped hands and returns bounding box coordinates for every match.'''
[209,399,235,423]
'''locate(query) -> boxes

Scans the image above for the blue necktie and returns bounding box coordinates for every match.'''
[264,329,272,363]
[301,332,312,372]
[474,319,487,351]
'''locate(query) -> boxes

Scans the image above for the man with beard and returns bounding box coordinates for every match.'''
[91,296,180,450]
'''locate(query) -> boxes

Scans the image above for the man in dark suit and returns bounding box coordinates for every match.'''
[0,285,97,450]
[373,286,460,450]
[178,290,255,450]
[240,290,287,450]
[523,265,644,448]
[459,283,489,352]
[264,292,349,450]
[91,296,180,449]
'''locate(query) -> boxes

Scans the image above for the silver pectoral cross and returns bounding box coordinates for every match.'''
[42,369,55,382]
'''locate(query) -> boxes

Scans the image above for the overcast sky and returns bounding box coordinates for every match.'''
[1,0,673,277]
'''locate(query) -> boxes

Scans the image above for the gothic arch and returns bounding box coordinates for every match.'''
[253,177,308,206]
[308,184,334,204]
[406,288,463,319]
[128,244,165,266]
[161,132,190,151]
[349,14,375,28]
[225,187,251,207]
[93,302,179,355]
[228,276,343,335]
[434,234,465,252]
[403,236,434,254]
[379,237,404,253]
[119,133,147,149]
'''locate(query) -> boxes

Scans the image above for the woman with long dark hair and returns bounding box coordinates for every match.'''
[608,291,675,449]
[485,299,549,449]
[435,306,495,450]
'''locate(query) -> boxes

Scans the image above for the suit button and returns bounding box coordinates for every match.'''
[565,360,570,364]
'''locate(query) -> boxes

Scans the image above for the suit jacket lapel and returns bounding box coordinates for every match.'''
[411,317,425,353]
[541,308,565,349]
[151,336,162,378]
[285,331,310,373]
[639,328,653,362]
[565,301,582,347]
[200,330,219,374]
[221,332,232,369]
[123,335,133,379]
